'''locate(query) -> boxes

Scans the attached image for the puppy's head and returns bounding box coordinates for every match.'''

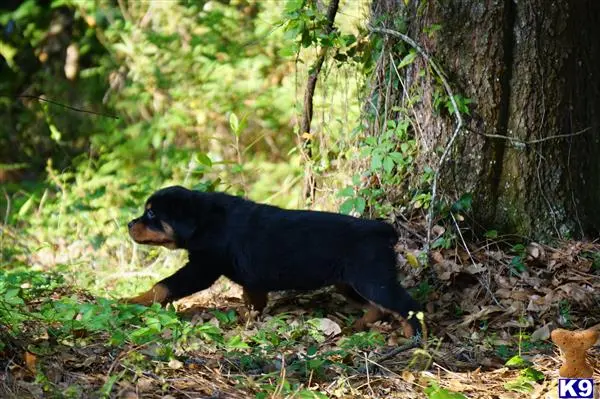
[128,186,197,249]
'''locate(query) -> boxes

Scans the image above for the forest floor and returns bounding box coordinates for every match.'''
[1,227,600,399]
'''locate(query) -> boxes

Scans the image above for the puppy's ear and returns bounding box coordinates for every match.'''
[174,219,197,244]
[181,192,227,250]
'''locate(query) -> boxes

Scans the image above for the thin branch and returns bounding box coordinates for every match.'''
[301,0,340,200]
[301,0,340,141]
[17,95,119,119]
[368,26,463,253]
[471,126,592,145]
[0,189,10,256]
[372,338,420,364]
[450,212,503,308]
[389,53,429,152]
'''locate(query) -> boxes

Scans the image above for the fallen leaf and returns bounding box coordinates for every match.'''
[406,252,420,268]
[401,370,415,383]
[526,242,544,262]
[431,250,444,264]
[168,359,184,369]
[24,352,37,373]
[530,323,552,342]
[464,263,485,274]
[432,225,445,237]
[311,318,341,336]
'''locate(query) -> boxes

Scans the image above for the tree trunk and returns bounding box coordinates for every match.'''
[369,1,600,240]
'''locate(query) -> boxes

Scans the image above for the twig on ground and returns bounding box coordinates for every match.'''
[373,339,420,364]
[395,219,426,243]
[450,212,503,308]
[364,352,375,397]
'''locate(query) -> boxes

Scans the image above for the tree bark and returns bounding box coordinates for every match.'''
[369,1,600,240]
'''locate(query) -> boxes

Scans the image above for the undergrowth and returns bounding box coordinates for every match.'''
[0,268,402,398]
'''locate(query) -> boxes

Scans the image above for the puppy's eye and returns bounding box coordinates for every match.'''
[146,209,156,219]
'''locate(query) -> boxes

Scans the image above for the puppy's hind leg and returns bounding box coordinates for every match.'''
[240,288,268,324]
[242,288,268,312]
[335,284,386,331]
[335,283,367,305]
[350,280,423,339]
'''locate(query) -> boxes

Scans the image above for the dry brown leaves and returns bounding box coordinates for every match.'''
[3,228,600,398]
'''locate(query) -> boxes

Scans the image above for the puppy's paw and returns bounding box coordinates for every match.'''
[238,307,260,325]
[123,284,171,307]
[351,318,369,332]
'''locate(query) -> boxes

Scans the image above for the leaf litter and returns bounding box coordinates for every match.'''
[1,228,600,398]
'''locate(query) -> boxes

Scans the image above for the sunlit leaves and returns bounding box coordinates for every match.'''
[424,382,467,399]
[399,49,417,68]
[285,0,305,13]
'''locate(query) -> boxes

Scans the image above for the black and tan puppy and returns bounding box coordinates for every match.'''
[125,186,423,337]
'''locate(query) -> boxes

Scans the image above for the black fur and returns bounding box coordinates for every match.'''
[131,185,422,335]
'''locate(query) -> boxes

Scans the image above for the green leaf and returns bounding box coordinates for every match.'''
[398,50,417,68]
[279,43,300,57]
[339,199,354,215]
[451,193,473,213]
[341,34,356,46]
[389,152,404,163]
[337,186,354,197]
[424,382,467,399]
[18,195,35,217]
[295,390,328,399]
[49,123,62,142]
[520,367,544,382]
[354,197,366,215]
[285,0,304,13]
[510,256,526,273]
[383,157,395,173]
[226,335,249,350]
[151,133,162,149]
[109,330,126,346]
[4,288,24,305]
[511,243,526,254]
[505,355,528,368]
[371,153,383,170]
[0,41,17,68]
[99,374,120,398]
[504,378,534,393]
[484,230,498,239]
[196,152,212,167]
[285,19,306,41]
[229,112,240,136]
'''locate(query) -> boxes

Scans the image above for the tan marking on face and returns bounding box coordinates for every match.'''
[145,202,152,210]
[129,220,176,248]
[159,221,178,249]
[124,283,170,306]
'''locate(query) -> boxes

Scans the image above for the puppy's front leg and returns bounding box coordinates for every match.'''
[124,262,220,307]
[125,283,171,306]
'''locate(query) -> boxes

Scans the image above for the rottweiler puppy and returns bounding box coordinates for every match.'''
[125,186,423,337]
